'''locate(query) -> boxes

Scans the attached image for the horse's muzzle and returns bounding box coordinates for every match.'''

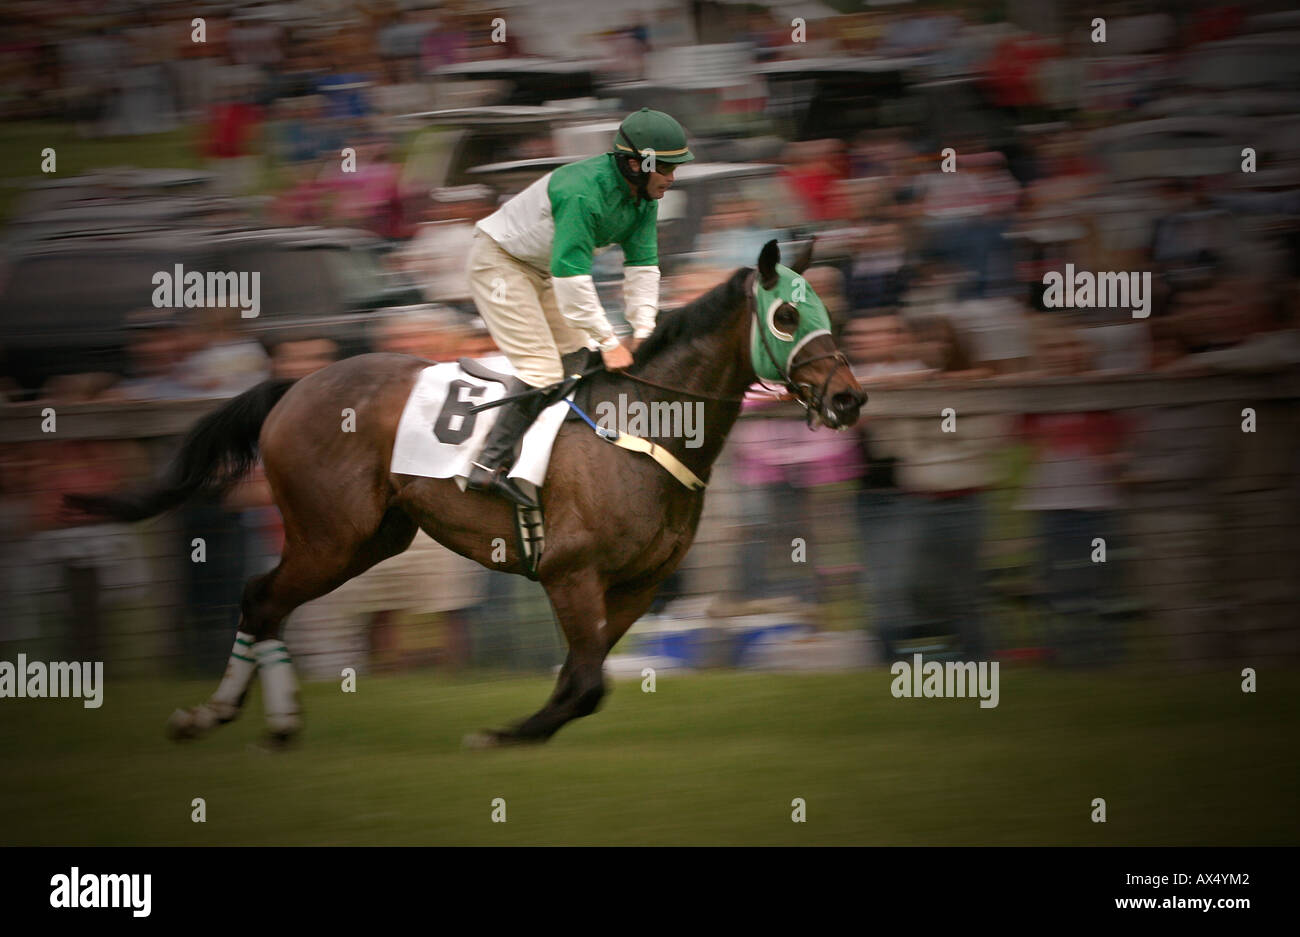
[821,389,867,429]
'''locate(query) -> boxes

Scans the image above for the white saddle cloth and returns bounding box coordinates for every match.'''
[389,355,571,489]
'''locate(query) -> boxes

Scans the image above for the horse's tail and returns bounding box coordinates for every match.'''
[65,378,297,523]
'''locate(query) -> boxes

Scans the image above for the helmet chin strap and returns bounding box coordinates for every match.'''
[616,128,652,202]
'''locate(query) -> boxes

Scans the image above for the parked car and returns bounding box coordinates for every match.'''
[1086,117,1251,182]
[395,102,617,193]
[755,55,922,142]
[428,58,602,106]
[0,226,423,395]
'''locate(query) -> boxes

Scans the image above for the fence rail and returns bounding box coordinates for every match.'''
[4,371,1300,441]
[2,368,1298,676]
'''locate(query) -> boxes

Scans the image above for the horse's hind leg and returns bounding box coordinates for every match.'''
[167,506,418,744]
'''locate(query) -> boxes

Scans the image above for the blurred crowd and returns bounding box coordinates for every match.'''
[2,0,1298,675]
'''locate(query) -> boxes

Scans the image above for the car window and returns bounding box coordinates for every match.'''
[738,175,803,230]
[1192,46,1300,90]
[217,246,340,319]
[1103,133,1239,179]
[0,252,190,336]
[328,246,392,307]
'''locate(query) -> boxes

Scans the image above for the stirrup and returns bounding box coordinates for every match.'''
[469,462,538,509]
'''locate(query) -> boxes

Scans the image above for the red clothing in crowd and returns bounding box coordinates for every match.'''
[205,101,262,159]
[31,440,133,532]
[1190,4,1245,45]
[782,164,844,223]
[1016,411,1129,459]
[984,37,1054,109]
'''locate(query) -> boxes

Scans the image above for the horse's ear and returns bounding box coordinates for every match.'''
[791,236,816,275]
[758,239,780,289]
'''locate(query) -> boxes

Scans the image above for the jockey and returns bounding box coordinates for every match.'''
[465,107,694,508]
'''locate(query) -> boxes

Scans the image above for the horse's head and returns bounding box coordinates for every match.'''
[751,239,867,429]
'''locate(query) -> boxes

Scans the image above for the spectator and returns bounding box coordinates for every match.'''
[179,306,271,397]
[370,307,465,362]
[203,68,263,196]
[398,186,494,313]
[844,312,930,660]
[1014,325,1131,666]
[108,309,197,401]
[870,320,1007,658]
[25,375,150,662]
[1156,276,1300,664]
[914,149,1020,299]
[329,135,409,241]
[691,197,778,274]
[269,336,339,380]
[725,266,861,613]
[284,311,488,672]
[845,221,910,316]
[270,154,337,226]
[1149,178,1236,292]
[420,10,467,73]
[781,140,847,224]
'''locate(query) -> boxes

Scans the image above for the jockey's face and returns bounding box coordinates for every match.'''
[626,157,675,199]
[645,162,675,199]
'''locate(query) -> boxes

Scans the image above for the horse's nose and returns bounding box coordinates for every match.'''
[831,389,867,422]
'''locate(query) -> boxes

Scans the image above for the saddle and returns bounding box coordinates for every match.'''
[454,348,604,580]
[458,348,604,455]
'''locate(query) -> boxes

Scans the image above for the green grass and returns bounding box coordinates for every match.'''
[1,668,1296,845]
[0,119,429,222]
[0,121,205,221]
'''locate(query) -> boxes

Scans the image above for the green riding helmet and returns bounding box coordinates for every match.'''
[611,108,695,168]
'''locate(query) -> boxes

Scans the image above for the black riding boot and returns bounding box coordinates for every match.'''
[467,378,548,509]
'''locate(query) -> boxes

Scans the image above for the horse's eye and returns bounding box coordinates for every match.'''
[775,304,799,330]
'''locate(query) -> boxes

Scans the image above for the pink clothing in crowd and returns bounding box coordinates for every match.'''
[730,388,862,487]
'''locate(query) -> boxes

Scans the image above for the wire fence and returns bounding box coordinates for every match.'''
[2,368,1297,677]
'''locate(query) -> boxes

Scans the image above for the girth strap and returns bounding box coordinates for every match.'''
[564,398,706,491]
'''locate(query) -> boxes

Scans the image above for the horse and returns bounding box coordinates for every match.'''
[68,240,867,747]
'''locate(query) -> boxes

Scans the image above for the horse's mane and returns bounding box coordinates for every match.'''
[632,266,752,366]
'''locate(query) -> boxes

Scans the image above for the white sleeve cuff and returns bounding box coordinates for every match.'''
[552,274,617,349]
[623,265,660,340]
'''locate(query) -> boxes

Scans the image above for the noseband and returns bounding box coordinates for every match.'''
[747,270,851,429]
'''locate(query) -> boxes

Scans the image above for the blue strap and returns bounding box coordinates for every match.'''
[564,398,618,440]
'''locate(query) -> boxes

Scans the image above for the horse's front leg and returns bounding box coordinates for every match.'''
[467,568,608,747]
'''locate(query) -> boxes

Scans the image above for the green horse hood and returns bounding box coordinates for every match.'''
[750,261,833,383]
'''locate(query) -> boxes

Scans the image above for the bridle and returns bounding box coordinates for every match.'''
[745,270,852,429]
[622,270,851,425]
[489,270,852,422]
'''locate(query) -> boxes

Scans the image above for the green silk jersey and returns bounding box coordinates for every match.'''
[475,153,659,278]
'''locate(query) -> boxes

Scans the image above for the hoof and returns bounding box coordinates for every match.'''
[165,702,239,742]
[463,727,548,749]
[165,708,201,742]
[462,730,506,750]
[255,730,299,752]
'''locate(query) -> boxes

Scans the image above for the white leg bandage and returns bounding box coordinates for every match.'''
[209,632,258,714]
[253,639,301,734]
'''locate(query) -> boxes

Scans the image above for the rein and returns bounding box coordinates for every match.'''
[620,270,846,413]
[471,270,846,415]
[618,369,746,402]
